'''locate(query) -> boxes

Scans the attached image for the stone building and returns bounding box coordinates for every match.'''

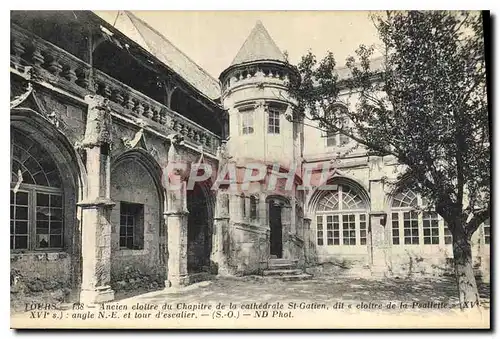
[10,11,490,305]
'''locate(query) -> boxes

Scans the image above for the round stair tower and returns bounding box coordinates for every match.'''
[219,21,301,170]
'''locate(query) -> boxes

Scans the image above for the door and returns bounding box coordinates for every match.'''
[269,202,282,258]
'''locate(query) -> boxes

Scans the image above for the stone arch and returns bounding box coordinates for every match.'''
[111,148,165,203]
[109,149,165,287]
[307,175,370,216]
[266,194,291,207]
[10,108,86,288]
[308,176,370,251]
[11,108,86,199]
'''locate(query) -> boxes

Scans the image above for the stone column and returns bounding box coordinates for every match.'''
[369,213,389,275]
[211,190,231,275]
[78,95,115,304]
[259,192,268,227]
[259,192,270,267]
[303,216,313,265]
[282,205,292,259]
[369,180,389,276]
[164,134,189,288]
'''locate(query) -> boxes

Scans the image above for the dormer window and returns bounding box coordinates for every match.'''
[268,107,280,134]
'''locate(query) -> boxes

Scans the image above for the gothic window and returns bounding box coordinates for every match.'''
[241,108,254,135]
[267,107,280,134]
[10,129,63,250]
[315,184,368,246]
[391,190,446,246]
[119,202,144,250]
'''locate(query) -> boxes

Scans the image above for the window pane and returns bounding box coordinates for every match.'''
[37,234,50,248]
[50,208,63,221]
[51,194,62,207]
[15,221,28,234]
[15,191,28,205]
[423,212,440,245]
[14,235,28,249]
[126,237,133,249]
[37,193,50,206]
[36,207,50,220]
[268,109,280,134]
[403,211,419,244]
[342,214,356,245]
[16,206,28,220]
[120,202,144,250]
[51,222,63,234]
[392,213,400,245]
[50,235,63,248]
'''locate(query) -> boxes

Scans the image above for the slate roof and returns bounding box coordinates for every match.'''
[231,20,286,66]
[105,11,221,100]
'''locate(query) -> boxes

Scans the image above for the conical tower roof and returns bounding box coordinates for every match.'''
[230,21,286,66]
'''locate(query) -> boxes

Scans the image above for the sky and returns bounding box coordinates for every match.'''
[95,11,383,79]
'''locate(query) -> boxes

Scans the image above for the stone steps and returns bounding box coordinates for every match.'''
[268,259,298,269]
[263,258,312,281]
[262,268,303,276]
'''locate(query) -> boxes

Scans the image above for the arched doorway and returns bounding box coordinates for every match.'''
[186,182,213,273]
[266,196,290,259]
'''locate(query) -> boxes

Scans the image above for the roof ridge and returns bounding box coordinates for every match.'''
[123,11,219,84]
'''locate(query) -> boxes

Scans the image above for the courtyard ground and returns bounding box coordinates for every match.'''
[117,274,490,311]
[11,275,490,328]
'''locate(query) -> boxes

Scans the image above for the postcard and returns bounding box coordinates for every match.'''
[9,10,490,329]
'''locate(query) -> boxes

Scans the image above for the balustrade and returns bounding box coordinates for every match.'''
[225,65,290,90]
[11,25,91,89]
[11,24,220,155]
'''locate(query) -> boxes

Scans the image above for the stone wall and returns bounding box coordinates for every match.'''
[11,253,73,311]
[227,222,269,274]
[110,157,164,291]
